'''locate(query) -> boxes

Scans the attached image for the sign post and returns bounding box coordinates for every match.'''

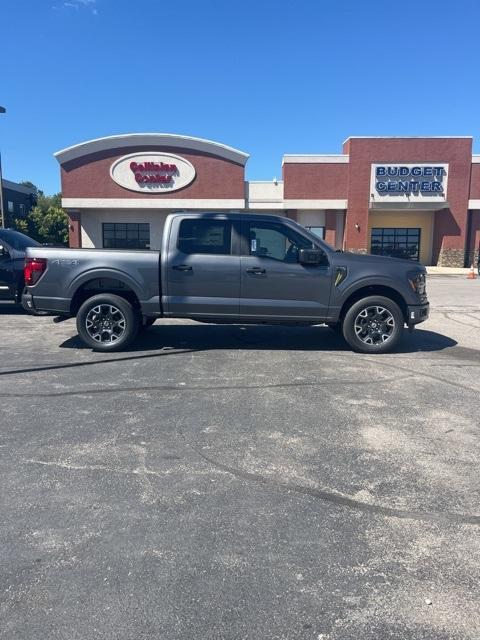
[0,106,5,229]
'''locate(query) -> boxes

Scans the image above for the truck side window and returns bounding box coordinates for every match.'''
[248,222,313,263]
[178,220,232,255]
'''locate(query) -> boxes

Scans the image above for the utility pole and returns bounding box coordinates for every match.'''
[0,106,5,229]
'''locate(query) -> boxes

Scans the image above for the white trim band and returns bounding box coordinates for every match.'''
[283,199,347,209]
[55,133,249,166]
[62,198,246,209]
[283,155,349,164]
[468,200,480,209]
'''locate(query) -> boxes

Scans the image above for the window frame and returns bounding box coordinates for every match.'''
[241,219,325,264]
[176,218,235,256]
[304,225,325,240]
[102,222,151,250]
[370,227,421,261]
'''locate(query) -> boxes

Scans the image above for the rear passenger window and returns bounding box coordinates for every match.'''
[178,220,232,255]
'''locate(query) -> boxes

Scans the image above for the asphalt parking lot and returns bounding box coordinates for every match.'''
[0,276,479,640]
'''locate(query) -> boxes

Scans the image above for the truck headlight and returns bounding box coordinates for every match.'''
[408,272,426,296]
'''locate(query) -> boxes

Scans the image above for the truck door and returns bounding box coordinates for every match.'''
[239,220,332,320]
[165,217,241,317]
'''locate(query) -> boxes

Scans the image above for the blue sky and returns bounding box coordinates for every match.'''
[1,0,480,194]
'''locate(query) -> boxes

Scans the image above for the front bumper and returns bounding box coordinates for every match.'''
[407,302,429,325]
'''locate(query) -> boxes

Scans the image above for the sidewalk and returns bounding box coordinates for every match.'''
[426,266,472,275]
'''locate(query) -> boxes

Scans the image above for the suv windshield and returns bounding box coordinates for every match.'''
[0,230,41,251]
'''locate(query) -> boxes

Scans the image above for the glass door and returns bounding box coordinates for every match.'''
[371,228,421,261]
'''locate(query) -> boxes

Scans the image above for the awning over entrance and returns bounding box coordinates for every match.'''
[370,201,450,211]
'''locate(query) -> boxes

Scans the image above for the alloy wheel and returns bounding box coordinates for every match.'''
[354,305,395,346]
[85,304,126,344]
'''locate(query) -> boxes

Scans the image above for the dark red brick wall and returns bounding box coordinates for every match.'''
[468,210,480,262]
[469,164,480,198]
[324,210,337,246]
[68,211,81,248]
[342,138,472,254]
[61,146,245,199]
[283,163,348,199]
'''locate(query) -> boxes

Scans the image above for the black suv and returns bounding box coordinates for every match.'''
[0,229,41,303]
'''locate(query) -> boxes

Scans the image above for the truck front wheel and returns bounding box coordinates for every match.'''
[77,294,139,352]
[342,296,404,354]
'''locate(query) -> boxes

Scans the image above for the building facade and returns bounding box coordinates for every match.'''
[1,179,37,228]
[55,134,480,267]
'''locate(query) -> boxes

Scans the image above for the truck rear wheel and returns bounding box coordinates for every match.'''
[342,296,404,354]
[76,294,139,352]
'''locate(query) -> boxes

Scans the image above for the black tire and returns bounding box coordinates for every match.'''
[76,294,139,352]
[342,296,404,354]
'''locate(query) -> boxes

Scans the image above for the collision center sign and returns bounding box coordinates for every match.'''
[110,152,196,193]
[371,163,448,202]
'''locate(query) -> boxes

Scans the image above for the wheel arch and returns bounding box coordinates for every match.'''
[339,285,408,323]
[70,271,142,315]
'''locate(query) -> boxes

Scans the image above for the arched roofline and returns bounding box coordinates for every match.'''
[55,133,249,166]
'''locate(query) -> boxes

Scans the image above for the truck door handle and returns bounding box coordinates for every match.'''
[246,267,266,274]
[172,264,192,271]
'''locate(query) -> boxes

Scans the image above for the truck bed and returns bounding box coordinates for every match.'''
[23,246,162,316]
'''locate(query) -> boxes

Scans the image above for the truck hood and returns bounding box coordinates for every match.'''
[331,251,426,273]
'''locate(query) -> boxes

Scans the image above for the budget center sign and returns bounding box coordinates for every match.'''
[371,163,448,202]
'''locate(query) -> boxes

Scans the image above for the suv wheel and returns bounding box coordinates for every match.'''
[343,296,404,354]
[77,294,139,352]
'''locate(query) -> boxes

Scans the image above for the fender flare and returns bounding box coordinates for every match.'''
[339,275,410,302]
[67,267,144,303]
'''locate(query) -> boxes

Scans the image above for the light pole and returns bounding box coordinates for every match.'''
[0,106,5,229]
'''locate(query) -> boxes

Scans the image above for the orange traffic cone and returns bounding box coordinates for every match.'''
[466,264,477,280]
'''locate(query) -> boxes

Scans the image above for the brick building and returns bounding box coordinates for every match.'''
[1,179,37,228]
[55,134,480,267]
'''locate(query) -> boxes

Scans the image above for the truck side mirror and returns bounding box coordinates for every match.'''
[298,248,327,266]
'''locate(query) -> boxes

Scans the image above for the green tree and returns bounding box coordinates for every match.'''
[9,181,68,245]
[28,193,68,245]
[20,180,43,197]
[11,218,29,234]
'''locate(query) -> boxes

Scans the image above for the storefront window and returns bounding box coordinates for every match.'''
[371,228,420,261]
[103,223,150,249]
[305,226,325,240]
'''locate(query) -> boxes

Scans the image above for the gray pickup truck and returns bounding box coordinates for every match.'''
[22,213,429,353]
